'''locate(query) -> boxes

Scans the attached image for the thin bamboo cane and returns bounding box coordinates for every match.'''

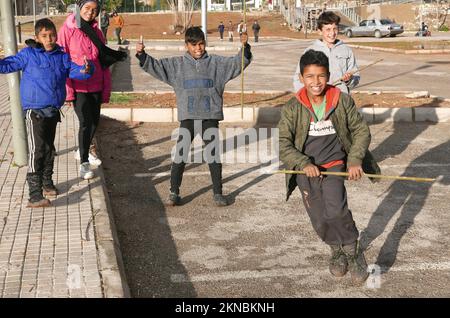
[274,170,435,183]
[332,58,384,86]
[240,2,247,120]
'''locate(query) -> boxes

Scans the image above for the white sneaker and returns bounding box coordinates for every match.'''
[74,149,102,166]
[80,162,94,180]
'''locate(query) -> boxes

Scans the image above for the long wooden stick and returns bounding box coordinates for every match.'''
[240,4,247,120]
[274,170,435,183]
[332,58,384,86]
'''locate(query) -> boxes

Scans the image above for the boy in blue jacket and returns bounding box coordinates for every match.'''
[0,18,93,208]
[136,26,252,206]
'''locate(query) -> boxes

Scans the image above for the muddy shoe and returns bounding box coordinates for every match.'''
[43,180,58,197]
[213,194,228,207]
[329,245,348,277]
[343,241,369,285]
[167,192,181,206]
[27,198,51,208]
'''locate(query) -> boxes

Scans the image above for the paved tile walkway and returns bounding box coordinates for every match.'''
[0,75,106,297]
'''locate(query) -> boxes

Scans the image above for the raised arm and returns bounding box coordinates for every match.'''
[135,42,178,86]
[217,33,252,82]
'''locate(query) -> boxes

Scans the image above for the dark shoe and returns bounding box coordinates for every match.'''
[329,245,348,277]
[43,179,58,197]
[213,194,228,207]
[343,241,369,285]
[167,192,181,206]
[27,198,51,208]
[27,173,47,205]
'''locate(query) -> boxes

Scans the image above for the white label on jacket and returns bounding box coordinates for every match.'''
[308,120,336,136]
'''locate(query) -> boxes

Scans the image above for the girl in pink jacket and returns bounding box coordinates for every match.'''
[58,0,111,180]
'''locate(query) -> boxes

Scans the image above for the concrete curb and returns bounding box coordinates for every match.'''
[104,90,450,123]
[112,90,292,94]
[89,159,131,298]
[348,44,450,54]
[101,106,450,124]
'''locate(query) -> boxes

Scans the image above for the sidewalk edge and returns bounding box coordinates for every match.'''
[89,155,131,298]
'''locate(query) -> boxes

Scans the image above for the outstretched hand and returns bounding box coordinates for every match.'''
[240,32,248,45]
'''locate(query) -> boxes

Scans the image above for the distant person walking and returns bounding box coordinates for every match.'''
[227,20,234,42]
[218,21,225,40]
[111,11,124,44]
[237,20,247,35]
[100,9,110,43]
[252,20,261,42]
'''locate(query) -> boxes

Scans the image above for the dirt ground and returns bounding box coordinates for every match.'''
[104,92,450,108]
[96,119,450,297]
[43,12,318,40]
[350,41,450,50]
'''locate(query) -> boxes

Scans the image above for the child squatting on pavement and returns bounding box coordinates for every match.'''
[135,27,252,207]
[0,18,93,208]
[278,50,381,284]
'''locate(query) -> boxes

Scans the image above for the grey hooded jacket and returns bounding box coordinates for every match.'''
[137,46,252,121]
[292,39,360,94]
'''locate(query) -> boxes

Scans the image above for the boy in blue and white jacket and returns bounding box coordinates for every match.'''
[0,18,93,208]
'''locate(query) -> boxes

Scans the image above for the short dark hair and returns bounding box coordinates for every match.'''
[317,11,340,30]
[299,50,329,75]
[34,18,56,36]
[185,27,205,44]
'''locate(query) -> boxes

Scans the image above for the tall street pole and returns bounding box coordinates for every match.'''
[0,1,28,167]
[33,0,36,25]
[202,0,207,44]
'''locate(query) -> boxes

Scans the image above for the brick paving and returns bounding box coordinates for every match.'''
[0,75,105,298]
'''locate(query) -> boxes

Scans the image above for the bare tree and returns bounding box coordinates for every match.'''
[437,0,450,30]
[167,0,200,33]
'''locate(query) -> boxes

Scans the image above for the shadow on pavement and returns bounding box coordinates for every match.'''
[357,64,432,89]
[361,107,448,273]
[96,118,197,297]
[111,47,134,92]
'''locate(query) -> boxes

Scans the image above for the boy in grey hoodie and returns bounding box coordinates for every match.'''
[293,11,359,94]
[136,27,252,206]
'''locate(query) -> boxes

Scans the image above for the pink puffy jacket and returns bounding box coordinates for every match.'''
[57,14,111,103]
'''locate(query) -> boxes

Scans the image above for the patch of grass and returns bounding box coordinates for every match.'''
[110,93,135,104]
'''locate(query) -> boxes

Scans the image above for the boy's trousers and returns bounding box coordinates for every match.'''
[170,119,222,195]
[25,109,58,178]
[296,164,359,245]
[74,92,102,163]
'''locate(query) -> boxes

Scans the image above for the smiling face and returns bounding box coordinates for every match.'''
[300,64,329,98]
[185,40,206,59]
[80,1,98,22]
[319,23,338,48]
[35,28,57,51]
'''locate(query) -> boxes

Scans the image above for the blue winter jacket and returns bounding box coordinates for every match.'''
[0,40,93,110]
